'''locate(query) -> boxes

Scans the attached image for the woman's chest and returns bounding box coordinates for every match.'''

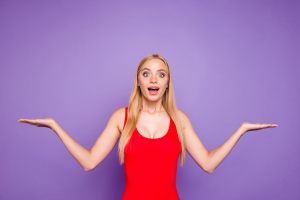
[124,128,181,160]
[136,113,170,139]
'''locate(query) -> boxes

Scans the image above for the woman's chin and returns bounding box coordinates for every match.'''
[144,95,162,102]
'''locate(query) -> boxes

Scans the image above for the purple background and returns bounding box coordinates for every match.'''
[1,0,299,199]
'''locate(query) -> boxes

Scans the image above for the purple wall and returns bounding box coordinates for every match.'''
[1,0,299,199]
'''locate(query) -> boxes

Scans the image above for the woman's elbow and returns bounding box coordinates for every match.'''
[203,164,214,174]
[83,162,97,172]
[205,167,214,174]
[84,166,94,172]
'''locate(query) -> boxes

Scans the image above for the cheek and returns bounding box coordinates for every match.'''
[138,78,146,86]
[162,78,169,87]
[138,78,148,89]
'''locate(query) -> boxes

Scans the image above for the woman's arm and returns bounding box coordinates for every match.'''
[51,122,94,171]
[18,107,124,172]
[205,126,245,173]
[178,110,278,174]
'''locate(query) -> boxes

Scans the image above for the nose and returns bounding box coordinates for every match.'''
[150,74,157,83]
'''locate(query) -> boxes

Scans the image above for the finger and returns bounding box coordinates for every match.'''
[268,124,278,127]
[262,124,278,128]
[18,119,37,124]
[18,119,30,123]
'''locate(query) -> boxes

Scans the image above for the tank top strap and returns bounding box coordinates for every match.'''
[123,107,128,130]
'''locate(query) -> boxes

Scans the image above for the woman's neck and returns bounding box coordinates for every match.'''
[140,97,164,114]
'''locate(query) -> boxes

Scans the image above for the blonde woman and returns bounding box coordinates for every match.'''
[18,54,278,200]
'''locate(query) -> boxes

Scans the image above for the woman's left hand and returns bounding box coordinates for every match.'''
[239,122,278,135]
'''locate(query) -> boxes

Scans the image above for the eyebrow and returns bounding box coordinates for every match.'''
[141,67,168,73]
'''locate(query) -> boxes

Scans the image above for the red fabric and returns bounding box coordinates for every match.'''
[121,107,182,200]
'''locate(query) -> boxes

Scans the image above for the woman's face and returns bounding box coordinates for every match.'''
[138,58,169,102]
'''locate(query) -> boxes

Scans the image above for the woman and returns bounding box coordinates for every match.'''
[18,54,278,200]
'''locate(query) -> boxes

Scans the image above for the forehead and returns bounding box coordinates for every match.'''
[141,58,168,71]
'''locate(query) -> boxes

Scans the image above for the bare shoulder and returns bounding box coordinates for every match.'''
[176,109,191,129]
[176,109,187,118]
[109,107,126,133]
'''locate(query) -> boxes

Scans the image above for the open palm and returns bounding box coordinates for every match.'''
[240,122,278,132]
[18,118,56,129]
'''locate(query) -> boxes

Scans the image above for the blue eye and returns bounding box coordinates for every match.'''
[159,73,165,78]
[142,72,149,77]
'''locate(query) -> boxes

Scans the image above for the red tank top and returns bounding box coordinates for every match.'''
[121,107,182,200]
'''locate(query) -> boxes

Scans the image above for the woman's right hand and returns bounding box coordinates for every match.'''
[18,118,57,129]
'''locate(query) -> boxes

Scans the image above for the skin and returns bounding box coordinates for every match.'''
[136,58,171,139]
[18,58,278,173]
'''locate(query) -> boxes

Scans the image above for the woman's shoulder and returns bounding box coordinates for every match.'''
[110,106,127,132]
[175,108,191,128]
[113,106,127,115]
[176,108,188,119]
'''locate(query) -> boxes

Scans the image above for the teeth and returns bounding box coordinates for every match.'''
[148,87,159,90]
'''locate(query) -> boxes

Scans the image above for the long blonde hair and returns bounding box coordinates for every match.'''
[118,54,186,167]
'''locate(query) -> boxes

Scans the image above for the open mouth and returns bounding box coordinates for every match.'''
[148,87,160,91]
[147,87,160,95]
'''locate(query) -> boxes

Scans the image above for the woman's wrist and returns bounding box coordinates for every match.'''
[237,125,247,137]
[50,119,59,131]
